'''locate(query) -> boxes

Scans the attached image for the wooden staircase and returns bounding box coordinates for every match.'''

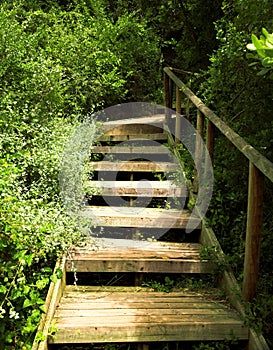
[33,114,253,350]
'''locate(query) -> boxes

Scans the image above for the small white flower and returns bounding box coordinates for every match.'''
[0,307,6,318]
[9,308,20,320]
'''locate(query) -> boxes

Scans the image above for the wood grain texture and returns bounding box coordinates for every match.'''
[49,287,248,344]
[85,180,188,197]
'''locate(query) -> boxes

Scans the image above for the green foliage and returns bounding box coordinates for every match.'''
[142,276,174,292]
[0,118,84,349]
[193,338,239,350]
[0,2,162,348]
[247,28,273,77]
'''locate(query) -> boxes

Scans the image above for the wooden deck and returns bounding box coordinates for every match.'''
[50,286,248,344]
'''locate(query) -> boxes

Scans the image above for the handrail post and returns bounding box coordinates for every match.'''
[164,71,172,124]
[193,110,204,193]
[204,119,214,180]
[186,97,190,121]
[206,120,214,163]
[242,162,264,302]
[175,86,182,145]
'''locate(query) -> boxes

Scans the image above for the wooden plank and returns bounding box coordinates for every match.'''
[49,288,248,343]
[89,161,178,172]
[73,237,203,252]
[49,322,248,344]
[66,239,211,273]
[91,146,170,155]
[56,307,233,317]
[242,163,264,302]
[78,237,200,249]
[66,258,212,274]
[98,133,168,142]
[103,124,164,136]
[32,257,66,350]
[103,114,168,126]
[81,206,201,230]
[85,180,188,198]
[54,314,245,325]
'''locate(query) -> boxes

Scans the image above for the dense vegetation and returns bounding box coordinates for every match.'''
[0,0,272,349]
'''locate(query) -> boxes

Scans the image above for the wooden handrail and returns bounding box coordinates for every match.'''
[164,66,273,302]
[164,67,273,183]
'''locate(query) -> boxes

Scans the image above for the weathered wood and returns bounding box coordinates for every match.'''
[248,329,270,350]
[89,161,179,172]
[164,71,172,124]
[32,257,66,350]
[81,206,201,230]
[193,110,204,193]
[66,258,213,274]
[85,180,188,198]
[91,145,170,155]
[175,86,182,144]
[242,163,264,302]
[103,114,167,126]
[104,124,164,136]
[49,287,248,344]
[206,119,214,162]
[164,67,273,183]
[205,119,214,179]
[186,97,190,121]
[70,238,203,255]
[98,133,168,142]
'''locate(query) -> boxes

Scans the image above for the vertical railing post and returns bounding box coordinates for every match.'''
[175,86,182,145]
[206,120,214,163]
[164,71,172,124]
[242,162,264,302]
[186,97,190,121]
[204,119,214,180]
[193,110,204,193]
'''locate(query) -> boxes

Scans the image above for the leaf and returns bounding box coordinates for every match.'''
[55,268,63,279]
[23,298,33,308]
[39,304,46,313]
[0,285,7,294]
[50,274,58,283]
[252,34,266,58]
[248,62,259,67]
[257,68,270,76]
[262,28,273,45]
[246,53,257,59]
[36,278,49,290]
[246,43,256,51]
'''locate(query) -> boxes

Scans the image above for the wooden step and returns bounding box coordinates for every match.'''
[103,114,167,126]
[66,238,213,273]
[98,133,168,142]
[89,161,178,172]
[91,145,170,155]
[49,286,248,344]
[103,124,164,136]
[85,180,188,197]
[81,206,201,230]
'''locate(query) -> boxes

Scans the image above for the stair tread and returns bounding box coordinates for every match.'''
[81,206,201,229]
[89,160,178,172]
[103,114,167,126]
[98,133,168,142]
[66,238,213,273]
[86,180,188,197]
[91,145,170,155]
[49,286,248,344]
